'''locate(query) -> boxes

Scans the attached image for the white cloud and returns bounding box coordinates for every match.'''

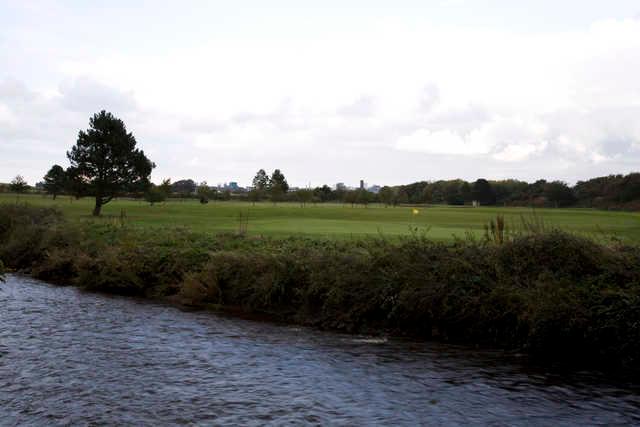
[395,129,491,155]
[2,4,640,186]
[493,142,548,162]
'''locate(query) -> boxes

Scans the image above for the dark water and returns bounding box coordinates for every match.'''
[1,276,639,426]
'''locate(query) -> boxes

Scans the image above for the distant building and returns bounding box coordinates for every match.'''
[336,182,346,191]
[228,182,240,191]
[359,180,365,190]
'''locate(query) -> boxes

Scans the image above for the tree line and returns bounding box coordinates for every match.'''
[10,169,639,211]
[388,175,640,209]
[3,110,640,213]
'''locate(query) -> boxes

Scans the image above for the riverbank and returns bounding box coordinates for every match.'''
[2,203,640,375]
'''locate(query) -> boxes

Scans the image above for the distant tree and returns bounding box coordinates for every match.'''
[209,187,219,201]
[248,189,262,205]
[356,189,372,207]
[343,190,358,207]
[9,175,28,196]
[144,184,166,206]
[545,181,576,207]
[379,186,394,206]
[65,166,87,200]
[252,169,269,191]
[402,181,429,203]
[471,179,496,205]
[333,186,347,202]
[421,184,434,204]
[527,179,548,199]
[171,179,197,198]
[313,185,334,202]
[394,188,409,206]
[443,180,465,205]
[491,179,529,205]
[430,183,445,204]
[296,188,314,207]
[197,181,211,204]
[269,169,289,202]
[67,110,155,216]
[220,189,232,201]
[459,181,472,204]
[42,165,67,200]
[158,178,172,198]
[618,173,640,203]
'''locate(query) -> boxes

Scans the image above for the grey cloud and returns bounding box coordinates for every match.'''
[544,106,640,161]
[600,137,633,158]
[0,78,35,102]
[59,77,137,114]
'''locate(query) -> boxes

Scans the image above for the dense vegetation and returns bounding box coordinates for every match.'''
[2,203,640,375]
[393,174,640,210]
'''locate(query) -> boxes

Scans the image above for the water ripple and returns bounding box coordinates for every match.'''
[1,275,639,426]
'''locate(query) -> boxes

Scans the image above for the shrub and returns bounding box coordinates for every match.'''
[2,203,640,373]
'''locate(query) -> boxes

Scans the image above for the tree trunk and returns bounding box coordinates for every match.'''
[93,198,102,216]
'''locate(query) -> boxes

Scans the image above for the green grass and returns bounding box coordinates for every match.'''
[3,193,640,241]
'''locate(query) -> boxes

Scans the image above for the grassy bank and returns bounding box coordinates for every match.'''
[2,203,640,374]
[2,193,639,242]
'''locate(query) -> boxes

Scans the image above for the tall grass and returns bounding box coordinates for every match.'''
[484,211,553,244]
[484,214,507,244]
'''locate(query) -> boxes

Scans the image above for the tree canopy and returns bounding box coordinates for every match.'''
[144,184,166,206]
[171,179,197,197]
[269,169,289,202]
[9,175,28,194]
[252,169,269,190]
[43,165,67,199]
[67,110,155,215]
[471,179,496,206]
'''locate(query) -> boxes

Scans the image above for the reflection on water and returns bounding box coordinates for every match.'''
[1,275,639,426]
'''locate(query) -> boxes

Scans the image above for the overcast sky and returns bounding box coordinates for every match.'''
[1,0,640,187]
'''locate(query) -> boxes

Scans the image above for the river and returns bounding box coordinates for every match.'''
[1,275,639,426]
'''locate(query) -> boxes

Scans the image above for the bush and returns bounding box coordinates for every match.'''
[2,203,640,374]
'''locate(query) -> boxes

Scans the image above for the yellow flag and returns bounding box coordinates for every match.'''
[412,208,419,215]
